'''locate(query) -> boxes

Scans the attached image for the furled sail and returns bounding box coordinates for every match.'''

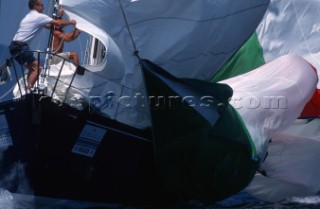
[58,0,270,129]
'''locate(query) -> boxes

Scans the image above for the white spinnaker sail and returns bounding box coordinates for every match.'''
[221,55,317,160]
[256,0,320,92]
[60,0,270,78]
[242,0,320,201]
[58,0,270,129]
[245,118,320,202]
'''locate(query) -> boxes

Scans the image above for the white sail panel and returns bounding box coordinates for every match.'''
[245,119,320,202]
[256,0,320,89]
[59,0,270,129]
[221,55,317,159]
[60,0,270,79]
[242,0,320,201]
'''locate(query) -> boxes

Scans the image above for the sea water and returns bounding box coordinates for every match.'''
[1,188,320,209]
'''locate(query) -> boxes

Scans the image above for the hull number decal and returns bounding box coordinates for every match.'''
[72,123,107,157]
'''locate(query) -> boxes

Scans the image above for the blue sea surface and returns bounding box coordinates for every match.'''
[1,189,320,209]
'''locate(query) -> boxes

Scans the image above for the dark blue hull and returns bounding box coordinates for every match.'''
[0,94,171,204]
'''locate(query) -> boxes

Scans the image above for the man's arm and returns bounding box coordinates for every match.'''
[63,27,81,42]
[58,8,65,19]
[51,19,76,28]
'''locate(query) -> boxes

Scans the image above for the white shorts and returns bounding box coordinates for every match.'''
[50,52,71,65]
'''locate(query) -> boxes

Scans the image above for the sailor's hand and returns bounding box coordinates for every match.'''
[59,7,65,15]
[75,28,83,32]
[70,19,76,25]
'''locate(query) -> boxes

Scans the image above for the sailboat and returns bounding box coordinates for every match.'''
[0,0,298,205]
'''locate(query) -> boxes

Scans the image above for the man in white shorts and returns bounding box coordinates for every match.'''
[51,8,81,66]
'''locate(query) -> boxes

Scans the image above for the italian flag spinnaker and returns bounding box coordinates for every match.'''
[213,0,320,202]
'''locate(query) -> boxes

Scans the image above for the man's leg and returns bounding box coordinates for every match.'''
[26,60,42,89]
[69,52,79,65]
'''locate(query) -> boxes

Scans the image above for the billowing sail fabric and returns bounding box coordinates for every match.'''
[60,0,270,78]
[240,0,320,201]
[141,59,258,202]
[256,0,320,118]
[59,0,270,129]
[220,55,317,160]
[245,119,320,202]
[211,32,265,83]
[216,49,320,201]
[211,0,320,201]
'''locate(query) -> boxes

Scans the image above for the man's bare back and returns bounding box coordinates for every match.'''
[52,24,81,64]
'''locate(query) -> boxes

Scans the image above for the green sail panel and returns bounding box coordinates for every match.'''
[212,32,265,82]
[141,60,258,202]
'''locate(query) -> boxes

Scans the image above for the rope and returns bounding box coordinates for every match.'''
[118,0,141,62]
[117,0,157,159]
[36,0,54,51]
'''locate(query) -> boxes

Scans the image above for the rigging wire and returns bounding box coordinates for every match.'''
[39,0,59,90]
[118,0,141,62]
[48,1,84,65]
[117,0,157,157]
[36,0,53,51]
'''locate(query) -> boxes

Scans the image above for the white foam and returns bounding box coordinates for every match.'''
[289,195,320,204]
[0,188,13,209]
